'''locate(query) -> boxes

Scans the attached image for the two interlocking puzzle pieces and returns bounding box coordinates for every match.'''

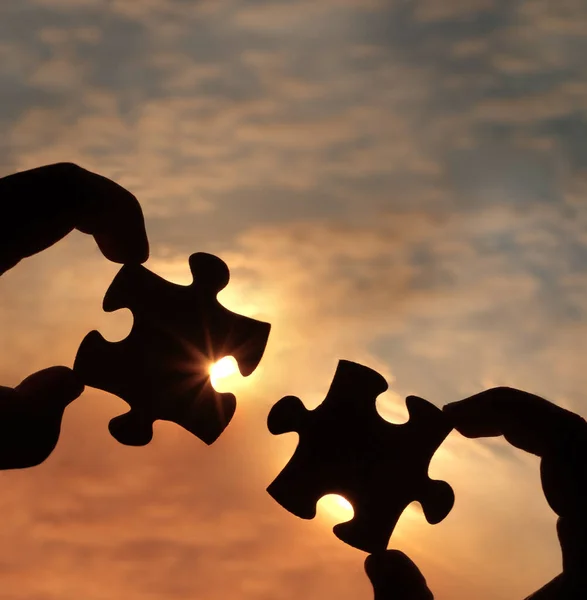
[74,252,453,553]
[267,360,455,553]
[74,252,271,446]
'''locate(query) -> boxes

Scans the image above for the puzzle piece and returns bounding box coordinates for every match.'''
[74,252,271,446]
[267,360,454,553]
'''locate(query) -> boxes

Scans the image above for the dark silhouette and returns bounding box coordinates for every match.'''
[0,163,149,469]
[366,551,433,600]
[365,387,587,599]
[74,252,271,446]
[0,162,148,276]
[267,360,454,553]
[0,367,83,470]
[1,164,586,598]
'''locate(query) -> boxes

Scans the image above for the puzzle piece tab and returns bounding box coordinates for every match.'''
[267,360,454,553]
[74,252,271,446]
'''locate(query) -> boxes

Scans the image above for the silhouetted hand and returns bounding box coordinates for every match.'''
[365,550,433,599]
[365,387,587,599]
[0,163,149,469]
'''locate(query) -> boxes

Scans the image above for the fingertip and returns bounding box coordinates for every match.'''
[365,550,413,578]
[442,394,487,415]
[442,401,458,414]
[72,166,150,265]
[93,226,150,265]
[441,392,505,438]
[441,401,458,424]
[442,400,479,431]
[441,397,478,418]
[442,388,587,461]
[89,189,150,265]
[365,550,433,599]
[16,366,84,408]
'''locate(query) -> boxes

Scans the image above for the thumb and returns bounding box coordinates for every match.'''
[365,551,434,600]
[0,366,83,469]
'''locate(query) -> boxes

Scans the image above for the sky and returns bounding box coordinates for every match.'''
[1,0,587,598]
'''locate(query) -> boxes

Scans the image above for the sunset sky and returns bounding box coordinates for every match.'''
[1,0,587,598]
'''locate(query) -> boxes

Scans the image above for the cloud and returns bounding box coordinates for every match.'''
[2,0,587,599]
[414,0,498,21]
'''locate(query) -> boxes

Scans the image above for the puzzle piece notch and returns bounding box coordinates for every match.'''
[74,252,271,446]
[267,360,454,553]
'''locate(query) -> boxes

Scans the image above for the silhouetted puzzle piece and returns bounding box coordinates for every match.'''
[267,360,454,553]
[74,252,271,446]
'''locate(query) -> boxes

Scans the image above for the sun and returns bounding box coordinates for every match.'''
[209,356,239,389]
[317,494,354,523]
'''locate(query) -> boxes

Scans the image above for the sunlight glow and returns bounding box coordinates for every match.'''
[209,356,239,390]
[317,494,354,523]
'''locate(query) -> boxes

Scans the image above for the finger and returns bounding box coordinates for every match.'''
[524,574,568,600]
[541,452,587,519]
[444,387,587,523]
[0,163,148,273]
[557,517,587,576]
[70,165,149,263]
[0,366,83,469]
[13,365,84,402]
[365,550,434,600]
[524,570,587,600]
[443,387,587,458]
